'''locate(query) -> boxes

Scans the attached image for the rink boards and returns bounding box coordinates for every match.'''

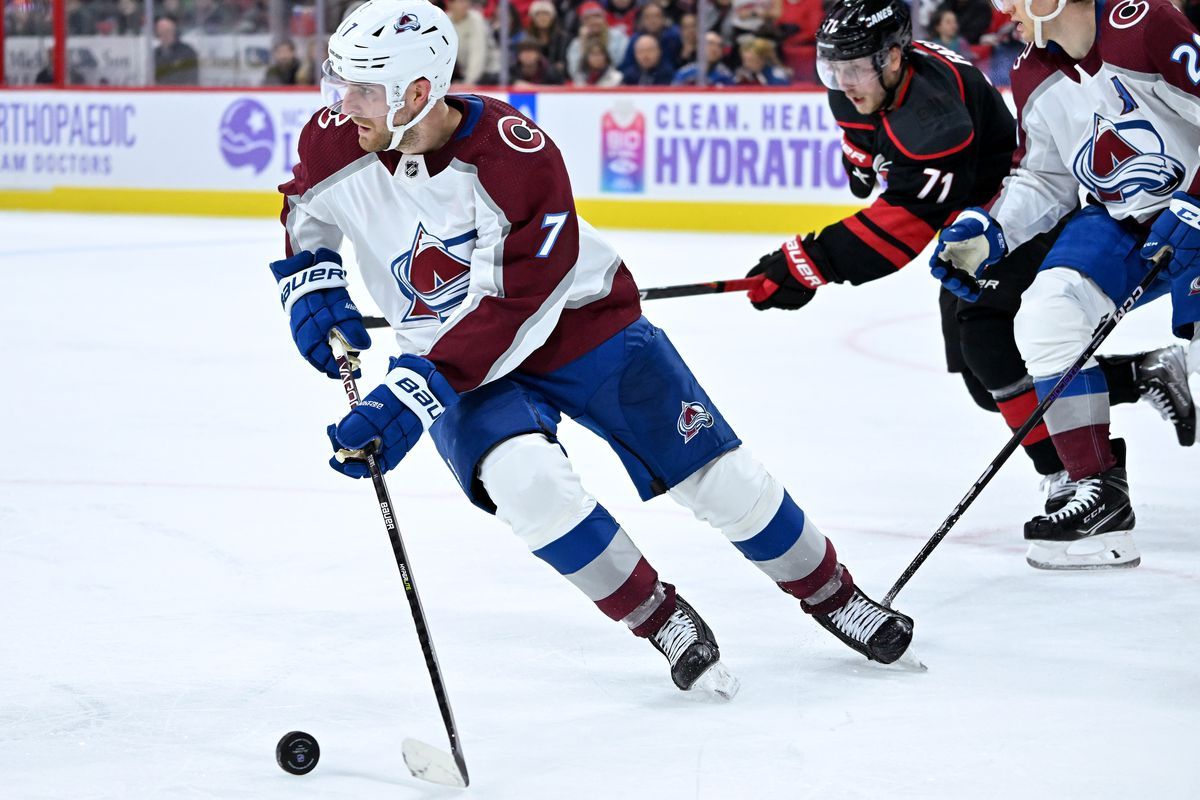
[0,87,864,233]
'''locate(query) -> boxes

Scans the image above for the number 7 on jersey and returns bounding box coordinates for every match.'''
[537,212,570,258]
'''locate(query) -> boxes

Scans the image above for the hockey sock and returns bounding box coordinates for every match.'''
[1035,365,1115,480]
[530,503,675,637]
[993,376,1064,475]
[727,491,855,616]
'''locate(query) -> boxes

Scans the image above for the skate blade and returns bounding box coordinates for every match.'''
[887,645,927,672]
[1026,530,1141,571]
[401,738,468,788]
[689,660,740,701]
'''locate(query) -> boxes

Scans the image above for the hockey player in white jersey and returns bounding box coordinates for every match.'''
[269,0,916,696]
[930,0,1200,569]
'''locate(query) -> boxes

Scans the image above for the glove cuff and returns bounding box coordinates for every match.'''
[781,237,828,290]
[276,250,349,316]
[384,362,453,431]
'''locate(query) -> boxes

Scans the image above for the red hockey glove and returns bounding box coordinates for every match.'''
[746,236,828,311]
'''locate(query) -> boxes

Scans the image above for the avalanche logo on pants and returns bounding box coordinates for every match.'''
[677,401,714,443]
[391,223,476,323]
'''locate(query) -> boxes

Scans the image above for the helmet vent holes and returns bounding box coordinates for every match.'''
[371,26,385,36]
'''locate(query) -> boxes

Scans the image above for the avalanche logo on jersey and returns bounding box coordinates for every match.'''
[390,223,476,323]
[1071,114,1184,203]
[677,401,714,444]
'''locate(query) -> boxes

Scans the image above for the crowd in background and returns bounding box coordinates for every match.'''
[8,0,1200,87]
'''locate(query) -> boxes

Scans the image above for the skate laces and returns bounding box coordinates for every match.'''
[1040,470,1073,500]
[828,594,889,644]
[653,609,699,665]
[1046,477,1102,522]
[1142,384,1179,422]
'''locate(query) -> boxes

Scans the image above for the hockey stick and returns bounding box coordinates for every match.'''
[360,277,763,330]
[882,246,1174,607]
[329,333,469,788]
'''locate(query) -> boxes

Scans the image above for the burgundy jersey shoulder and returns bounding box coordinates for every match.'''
[278,108,370,198]
[427,95,573,220]
[1095,0,1186,73]
[1008,38,1069,116]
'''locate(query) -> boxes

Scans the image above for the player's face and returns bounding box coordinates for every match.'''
[995,0,1055,44]
[819,48,900,115]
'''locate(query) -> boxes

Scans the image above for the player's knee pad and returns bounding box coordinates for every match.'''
[956,308,1028,392]
[478,433,596,551]
[1014,267,1115,377]
[668,447,784,540]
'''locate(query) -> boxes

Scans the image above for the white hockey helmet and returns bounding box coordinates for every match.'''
[322,0,459,149]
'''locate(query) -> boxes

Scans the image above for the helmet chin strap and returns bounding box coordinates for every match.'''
[386,93,438,151]
[1027,0,1068,48]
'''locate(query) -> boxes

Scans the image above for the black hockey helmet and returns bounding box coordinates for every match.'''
[816,0,912,61]
[815,0,912,93]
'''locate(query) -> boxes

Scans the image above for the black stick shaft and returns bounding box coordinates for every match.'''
[882,247,1173,607]
[361,277,762,329]
[331,342,469,785]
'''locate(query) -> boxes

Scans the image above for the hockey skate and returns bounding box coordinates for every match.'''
[1040,469,1077,515]
[650,595,739,700]
[1024,444,1138,570]
[1135,345,1196,446]
[814,587,914,665]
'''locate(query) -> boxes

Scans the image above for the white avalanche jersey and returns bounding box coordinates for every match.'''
[990,0,1200,250]
[278,95,641,392]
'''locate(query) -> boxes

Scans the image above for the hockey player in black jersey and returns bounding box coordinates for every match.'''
[745,0,1194,526]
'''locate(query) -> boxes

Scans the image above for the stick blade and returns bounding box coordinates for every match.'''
[401,738,468,788]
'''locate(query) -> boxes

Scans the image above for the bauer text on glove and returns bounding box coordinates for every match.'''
[327,355,458,478]
[270,248,371,378]
[745,236,826,311]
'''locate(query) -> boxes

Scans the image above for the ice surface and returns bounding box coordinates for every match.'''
[1,213,1196,799]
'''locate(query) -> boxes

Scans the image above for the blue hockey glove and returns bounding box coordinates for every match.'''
[1142,192,1200,276]
[327,355,459,478]
[270,248,371,378]
[929,208,1008,303]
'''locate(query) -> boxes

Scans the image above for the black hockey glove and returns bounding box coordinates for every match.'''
[746,236,827,311]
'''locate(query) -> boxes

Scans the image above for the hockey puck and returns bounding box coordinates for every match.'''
[276,731,320,775]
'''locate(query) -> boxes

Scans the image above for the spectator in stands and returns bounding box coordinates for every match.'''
[521,0,572,77]
[574,38,625,86]
[606,0,640,36]
[153,15,200,85]
[676,12,698,66]
[978,18,1021,87]
[566,1,629,83]
[622,33,675,85]
[620,2,683,72]
[66,0,98,34]
[114,0,145,34]
[263,39,302,85]
[235,0,270,33]
[734,36,789,85]
[770,0,822,45]
[702,0,733,39]
[727,0,773,43]
[445,0,493,85]
[5,2,53,36]
[933,0,992,44]
[672,30,735,85]
[192,0,238,33]
[511,38,566,85]
[929,8,971,56]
